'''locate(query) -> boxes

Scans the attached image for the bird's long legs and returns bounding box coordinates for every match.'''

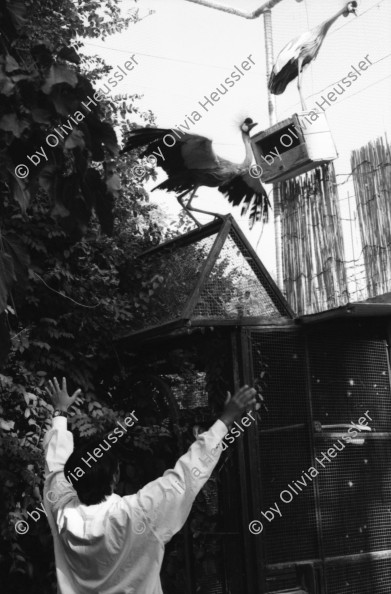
[186,188,224,221]
[297,57,307,111]
[176,188,223,228]
[176,191,202,228]
[186,190,197,211]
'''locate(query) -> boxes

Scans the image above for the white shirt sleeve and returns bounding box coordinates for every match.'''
[43,416,77,516]
[132,419,228,544]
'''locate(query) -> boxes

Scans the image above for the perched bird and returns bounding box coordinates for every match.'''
[269,1,358,110]
[121,118,269,227]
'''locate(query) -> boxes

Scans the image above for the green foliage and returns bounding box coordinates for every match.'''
[0,0,146,331]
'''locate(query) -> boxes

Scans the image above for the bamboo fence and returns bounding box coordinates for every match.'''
[351,135,391,298]
[280,163,348,315]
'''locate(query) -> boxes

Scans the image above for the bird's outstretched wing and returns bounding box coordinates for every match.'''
[121,127,219,175]
[218,172,270,228]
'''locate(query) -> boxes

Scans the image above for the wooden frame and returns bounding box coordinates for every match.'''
[118,214,293,343]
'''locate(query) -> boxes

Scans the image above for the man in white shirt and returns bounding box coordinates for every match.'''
[43,377,257,594]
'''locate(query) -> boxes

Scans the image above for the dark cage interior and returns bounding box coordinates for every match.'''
[245,316,391,594]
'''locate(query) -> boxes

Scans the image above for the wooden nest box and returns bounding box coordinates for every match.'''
[251,111,338,183]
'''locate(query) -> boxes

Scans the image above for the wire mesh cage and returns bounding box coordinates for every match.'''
[134,233,218,328]
[127,215,292,336]
[248,321,391,594]
[193,228,283,319]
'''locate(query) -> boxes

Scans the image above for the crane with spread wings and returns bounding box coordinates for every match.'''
[121,118,269,227]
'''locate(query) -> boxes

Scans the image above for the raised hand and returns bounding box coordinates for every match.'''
[219,385,259,429]
[45,377,82,412]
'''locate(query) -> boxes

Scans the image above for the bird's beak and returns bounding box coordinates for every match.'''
[248,122,258,132]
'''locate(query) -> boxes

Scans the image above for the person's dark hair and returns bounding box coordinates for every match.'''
[64,436,119,505]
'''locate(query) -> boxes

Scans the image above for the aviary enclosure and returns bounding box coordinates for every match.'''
[1,1,391,594]
[116,213,391,594]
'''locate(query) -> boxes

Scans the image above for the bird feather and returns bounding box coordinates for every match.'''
[121,124,269,227]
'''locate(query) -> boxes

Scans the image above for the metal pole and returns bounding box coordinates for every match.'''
[263,9,283,289]
[184,0,285,19]
[185,0,286,289]
[263,10,276,127]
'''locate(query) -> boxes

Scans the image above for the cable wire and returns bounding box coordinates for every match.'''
[280,52,391,115]
[84,42,232,70]
[328,0,387,37]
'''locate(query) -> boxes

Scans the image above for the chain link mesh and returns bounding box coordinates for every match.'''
[193,229,281,319]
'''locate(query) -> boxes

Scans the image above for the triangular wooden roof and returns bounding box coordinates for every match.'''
[117,214,294,342]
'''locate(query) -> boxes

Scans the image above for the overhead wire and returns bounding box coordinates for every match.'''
[306,53,391,101]
[333,161,391,185]
[280,52,391,115]
[327,0,387,37]
[83,42,233,70]
[331,72,391,107]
